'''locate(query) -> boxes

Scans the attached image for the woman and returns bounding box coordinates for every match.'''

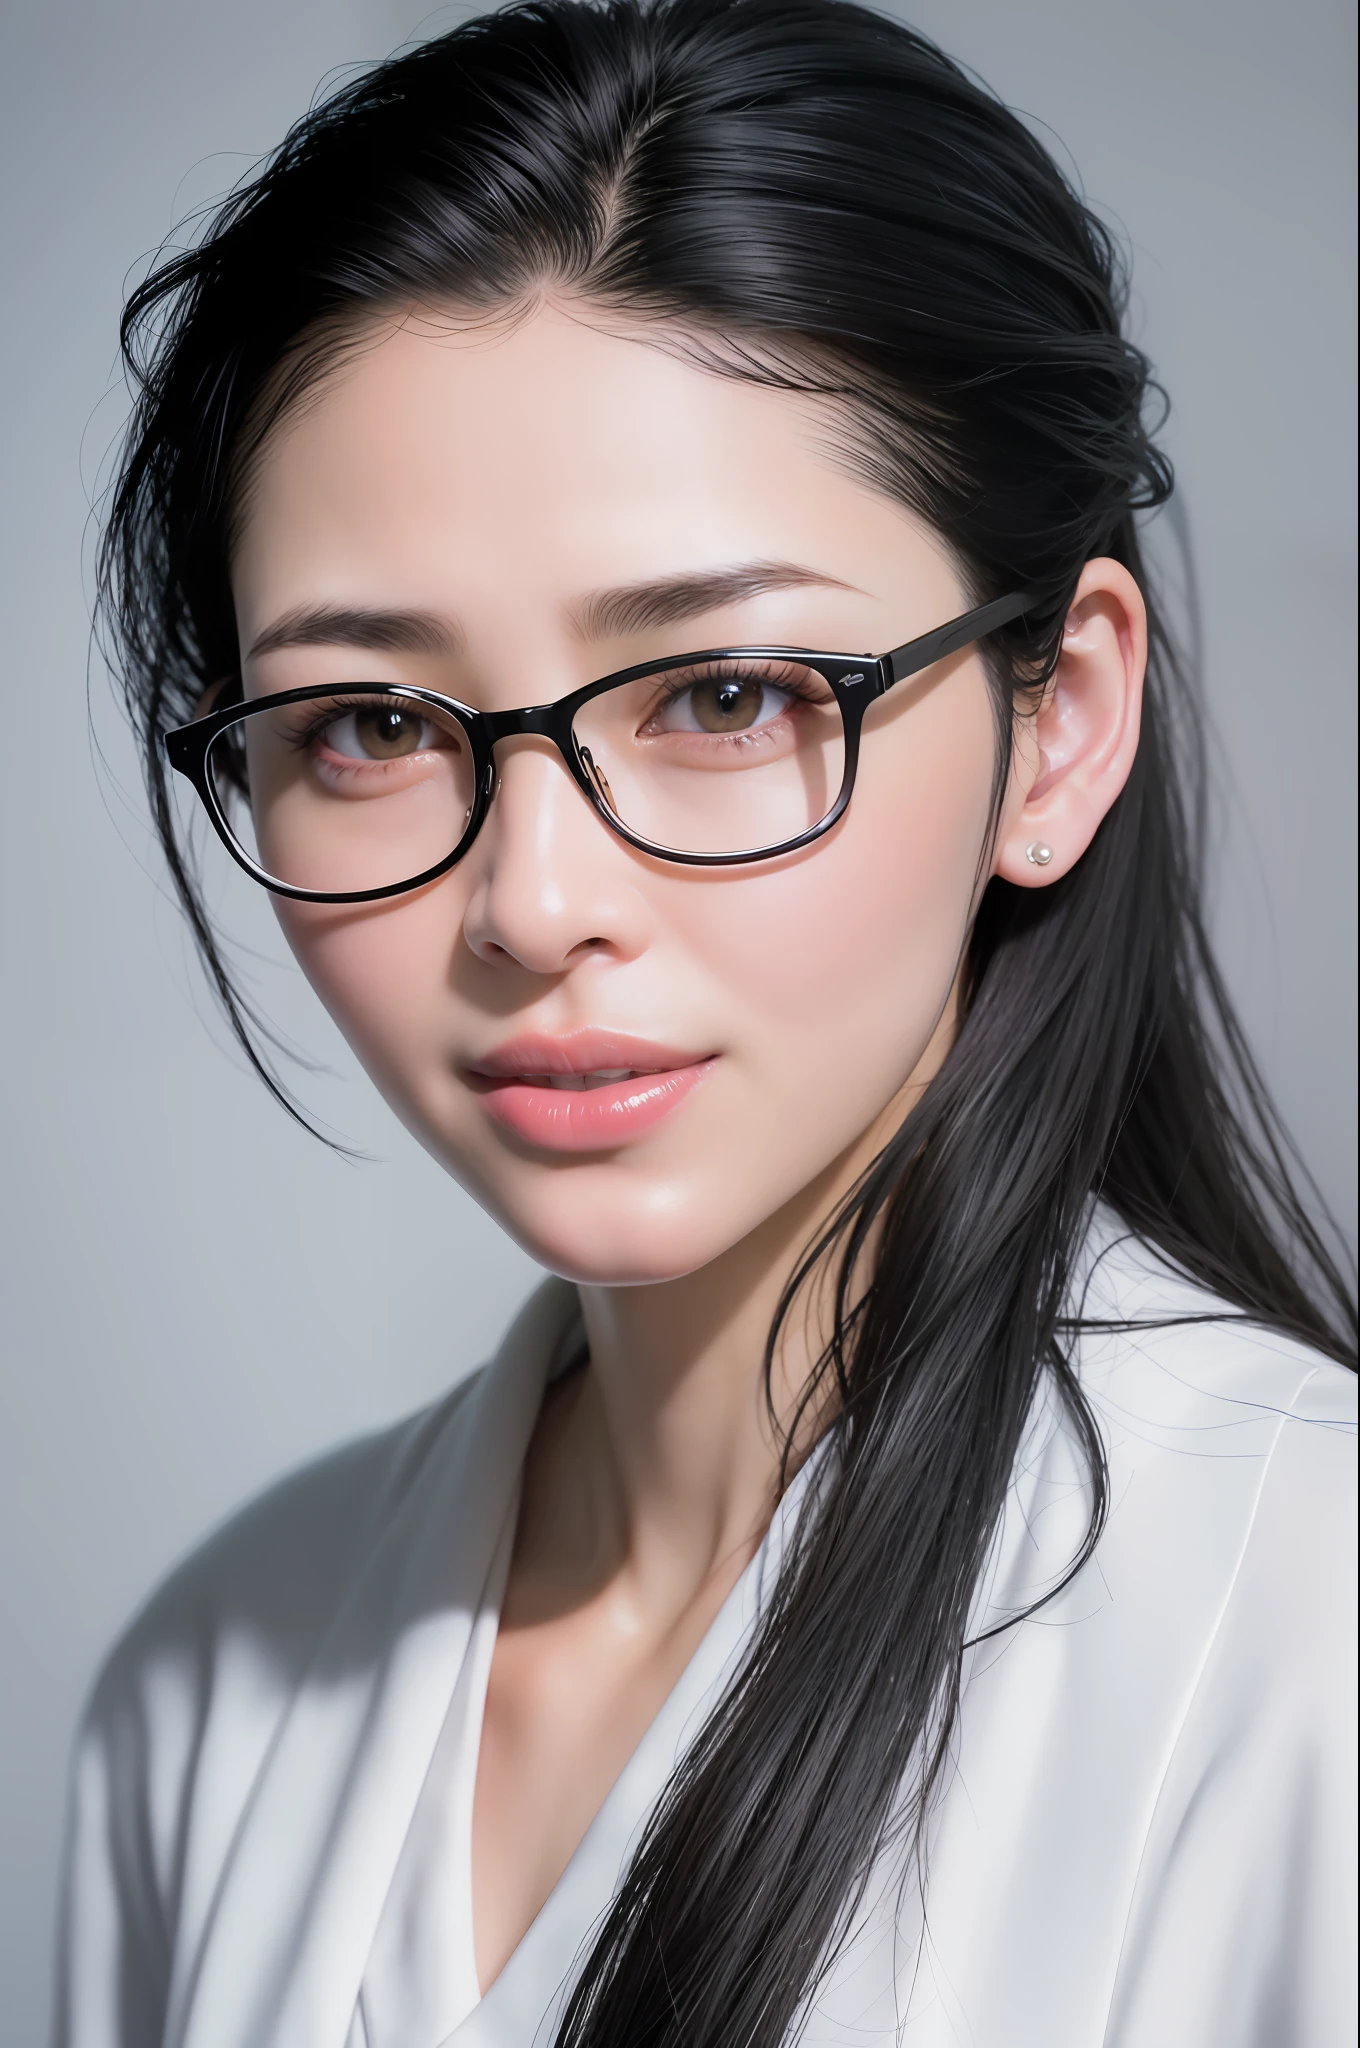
[58,1,1356,2042]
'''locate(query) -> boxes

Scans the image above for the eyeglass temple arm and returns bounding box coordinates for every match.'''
[880,589,1041,691]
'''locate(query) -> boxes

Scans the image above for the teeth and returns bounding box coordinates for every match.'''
[544,1069,638,1092]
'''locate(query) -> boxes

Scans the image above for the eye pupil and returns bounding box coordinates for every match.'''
[356,705,422,758]
[695,675,761,732]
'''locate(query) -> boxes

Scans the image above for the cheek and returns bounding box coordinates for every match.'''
[684,678,997,1096]
[273,887,457,1094]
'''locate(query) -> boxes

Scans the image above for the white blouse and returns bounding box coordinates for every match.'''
[55,1218,1357,2047]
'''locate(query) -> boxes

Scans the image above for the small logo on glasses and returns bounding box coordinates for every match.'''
[841,672,867,687]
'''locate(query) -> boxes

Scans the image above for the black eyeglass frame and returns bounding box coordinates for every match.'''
[164,588,1037,903]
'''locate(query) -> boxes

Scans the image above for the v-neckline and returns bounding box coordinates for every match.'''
[462,1505,515,2012]
[443,1456,816,2047]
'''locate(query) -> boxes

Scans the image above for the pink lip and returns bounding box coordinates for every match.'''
[464,1032,718,1153]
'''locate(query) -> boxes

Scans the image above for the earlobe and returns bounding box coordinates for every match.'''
[994,557,1146,888]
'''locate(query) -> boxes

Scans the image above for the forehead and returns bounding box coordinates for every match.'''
[230,301,944,626]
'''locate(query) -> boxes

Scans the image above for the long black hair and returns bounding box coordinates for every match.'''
[99,2,1356,2041]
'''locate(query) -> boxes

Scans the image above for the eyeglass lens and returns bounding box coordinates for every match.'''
[208,658,847,892]
[571,656,845,855]
[211,693,477,895]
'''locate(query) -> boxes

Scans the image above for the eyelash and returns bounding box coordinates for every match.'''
[285,694,421,752]
[647,663,823,709]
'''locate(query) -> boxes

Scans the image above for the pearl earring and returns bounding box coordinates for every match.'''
[1025,841,1053,867]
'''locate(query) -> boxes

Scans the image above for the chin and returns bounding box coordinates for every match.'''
[510,1205,746,1288]
[527,1241,715,1287]
[443,1158,756,1287]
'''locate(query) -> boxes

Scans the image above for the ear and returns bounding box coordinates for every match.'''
[994,557,1146,888]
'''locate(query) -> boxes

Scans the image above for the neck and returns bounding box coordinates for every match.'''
[546,1121,891,1622]
[573,1201,820,1598]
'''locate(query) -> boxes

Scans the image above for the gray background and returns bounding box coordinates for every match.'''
[1,0,1354,2034]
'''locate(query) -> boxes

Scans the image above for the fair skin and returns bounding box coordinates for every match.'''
[230,299,1145,1990]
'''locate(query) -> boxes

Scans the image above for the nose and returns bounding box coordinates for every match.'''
[459,736,653,975]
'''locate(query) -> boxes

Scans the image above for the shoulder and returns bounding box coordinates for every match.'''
[82,1372,482,1767]
[84,1275,579,1741]
[57,1278,578,2030]
[56,1377,486,2035]
[1073,1212,1355,1442]
[1079,1232,1358,2042]
[1068,1214,1355,1656]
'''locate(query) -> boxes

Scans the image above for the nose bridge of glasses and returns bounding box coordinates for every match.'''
[478,700,585,815]
[482,701,564,745]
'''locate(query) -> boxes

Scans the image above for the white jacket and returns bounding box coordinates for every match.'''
[54,1219,1358,2047]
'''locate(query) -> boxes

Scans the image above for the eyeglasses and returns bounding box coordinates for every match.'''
[164,589,1035,902]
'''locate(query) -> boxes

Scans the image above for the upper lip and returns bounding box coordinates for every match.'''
[464,1031,714,1080]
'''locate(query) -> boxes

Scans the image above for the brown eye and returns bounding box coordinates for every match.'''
[656,670,793,736]
[324,704,434,760]
[689,675,765,732]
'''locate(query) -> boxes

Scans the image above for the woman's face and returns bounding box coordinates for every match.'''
[231,304,1015,1283]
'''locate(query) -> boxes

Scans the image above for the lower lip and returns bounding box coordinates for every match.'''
[470,1060,716,1152]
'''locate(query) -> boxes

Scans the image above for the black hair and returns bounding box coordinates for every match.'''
[99,2,1357,2041]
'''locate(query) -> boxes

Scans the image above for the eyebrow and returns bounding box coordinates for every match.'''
[245,560,860,664]
[246,605,459,662]
[571,560,860,641]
